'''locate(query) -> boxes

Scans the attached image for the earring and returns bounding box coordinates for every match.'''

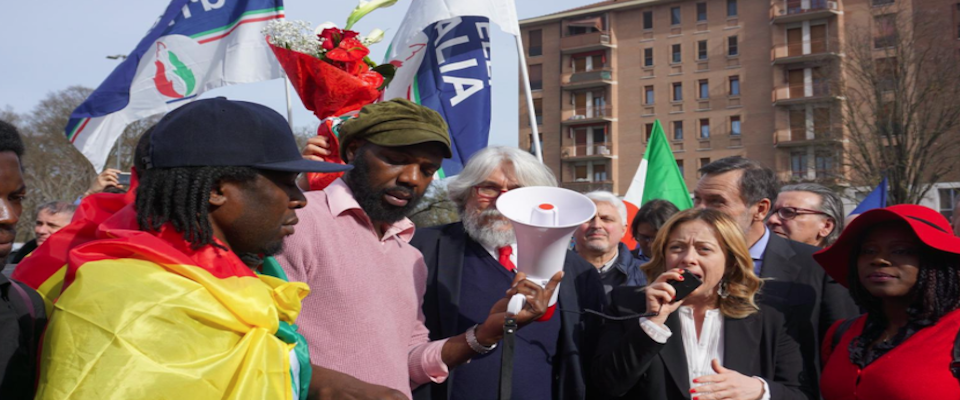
[717,280,729,299]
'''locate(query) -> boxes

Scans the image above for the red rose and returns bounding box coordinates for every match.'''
[318,28,342,51]
[326,37,370,63]
[342,30,360,40]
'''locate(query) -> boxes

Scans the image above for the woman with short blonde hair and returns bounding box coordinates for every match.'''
[594,208,812,400]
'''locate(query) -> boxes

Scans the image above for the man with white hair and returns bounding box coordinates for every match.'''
[574,191,646,295]
[411,146,605,400]
[766,183,844,247]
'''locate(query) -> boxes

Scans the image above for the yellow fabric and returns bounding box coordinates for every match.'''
[34,265,66,316]
[35,258,310,400]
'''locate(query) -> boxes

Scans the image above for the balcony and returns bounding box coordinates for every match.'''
[561,142,615,160]
[770,0,840,24]
[562,69,614,90]
[561,180,614,193]
[772,81,841,106]
[774,125,844,147]
[561,105,615,126]
[771,40,841,64]
[560,32,615,54]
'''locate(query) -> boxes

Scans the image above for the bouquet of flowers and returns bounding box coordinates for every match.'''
[263,0,398,189]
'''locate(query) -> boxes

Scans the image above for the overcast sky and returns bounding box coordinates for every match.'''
[0,0,590,151]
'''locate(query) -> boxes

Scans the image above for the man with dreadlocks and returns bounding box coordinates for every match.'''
[276,99,563,399]
[34,98,359,400]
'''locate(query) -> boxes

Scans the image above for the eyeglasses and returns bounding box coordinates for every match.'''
[773,206,829,220]
[474,185,511,199]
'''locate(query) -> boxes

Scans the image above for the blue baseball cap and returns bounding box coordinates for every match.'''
[147,97,352,173]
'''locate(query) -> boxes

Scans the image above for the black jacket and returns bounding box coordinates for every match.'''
[757,234,859,389]
[0,274,46,399]
[410,222,606,400]
[593,286,815,400]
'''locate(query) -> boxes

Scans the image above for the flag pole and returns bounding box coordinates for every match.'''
[515,35,543,163]
[283,73,294,129]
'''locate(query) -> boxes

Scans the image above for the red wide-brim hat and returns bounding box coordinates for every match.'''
[813,204,960,287]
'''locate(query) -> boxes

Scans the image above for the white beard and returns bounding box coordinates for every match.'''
[462,206,516,249]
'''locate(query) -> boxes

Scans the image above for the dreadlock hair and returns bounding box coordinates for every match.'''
[846,231,960,366]
[136,166,258,249]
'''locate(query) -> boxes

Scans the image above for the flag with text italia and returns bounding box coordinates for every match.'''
[383,0,519,177]
[65,0,284,171]
[621,120,693,246]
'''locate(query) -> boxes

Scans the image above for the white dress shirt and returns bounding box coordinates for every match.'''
[639,307,770,400]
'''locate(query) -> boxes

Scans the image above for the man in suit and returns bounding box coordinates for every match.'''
[411,146,606,400]
[693,156,858,391]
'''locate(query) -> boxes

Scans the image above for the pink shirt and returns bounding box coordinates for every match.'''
[276,178,448,398]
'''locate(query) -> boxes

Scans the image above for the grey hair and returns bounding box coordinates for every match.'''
[447,146,557,210]
[779,183,844,245]
[585,191,627,223]
[35,201,77,221]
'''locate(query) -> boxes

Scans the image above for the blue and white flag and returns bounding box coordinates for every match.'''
[66,0,285,171]
[383,0,519,177]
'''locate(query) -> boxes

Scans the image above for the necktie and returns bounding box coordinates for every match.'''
[498,246,516,272]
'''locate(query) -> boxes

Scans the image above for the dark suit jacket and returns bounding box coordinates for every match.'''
[410,222,606,400]
[593,286,815,400]
[757,234,859,389]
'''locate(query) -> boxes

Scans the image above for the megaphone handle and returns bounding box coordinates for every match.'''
[506,293,526,316]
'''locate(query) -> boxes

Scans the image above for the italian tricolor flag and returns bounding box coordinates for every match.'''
[621,120,693,245]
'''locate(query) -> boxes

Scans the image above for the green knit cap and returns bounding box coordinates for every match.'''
[338,99,452,162]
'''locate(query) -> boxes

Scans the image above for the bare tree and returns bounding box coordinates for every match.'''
[841,5,960,204]
[408,178,460,228]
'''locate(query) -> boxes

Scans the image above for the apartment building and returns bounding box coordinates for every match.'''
[518,0,960,217]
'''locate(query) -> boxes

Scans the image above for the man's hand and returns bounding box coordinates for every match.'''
[85,168,122,196]
[475,271,564,345]
[302,136,332,161]
[308,365,408,400]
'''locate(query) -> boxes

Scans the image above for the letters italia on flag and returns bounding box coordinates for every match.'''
[383,0,520,177]
[65,0,285,171]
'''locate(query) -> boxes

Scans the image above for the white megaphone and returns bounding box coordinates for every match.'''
[496,186,597,316]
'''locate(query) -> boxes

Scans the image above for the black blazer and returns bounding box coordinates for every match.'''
[757,234,859,388]
[410,222,606,400]
[593,286,815,400]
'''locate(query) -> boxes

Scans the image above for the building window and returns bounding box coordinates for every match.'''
[644,85,655,104]
[593,162,608,181]
[573,52,605,73]
[566,14,605,36]
[673,121,684,140]
[677,159,685,177]
[791,152,808,178]
[672,44,682,63]
[697,40,708,60]
[939,188,960,219]
[699,79,709,99]
[874,14,897,48]
[529,64,542,90]
[699,157,711,170]
[729,75,741,96]
[574,164,588,181]
[727,0,738,17]
[644,48,654,67]
[643,11,654,30]
[671,7,681,25]
[673,82,683,101]
[528,30,542,57]
[956,4,960,39]
[873,0,894,5]
[533,98,543,125]
[731,116,741,135]
[645,123,654,141]
[815,151,835,177]
[699,119,710,138]
[728,36,739,56]
[697,3,708,21]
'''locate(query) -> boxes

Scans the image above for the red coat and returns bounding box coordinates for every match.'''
[821,309,960,399]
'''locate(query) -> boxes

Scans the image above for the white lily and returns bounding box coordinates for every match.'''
[362,29,386,45]
[314,21,338,35]
[345,0,399,30]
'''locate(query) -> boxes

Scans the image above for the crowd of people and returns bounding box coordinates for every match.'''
[1,97,959,399]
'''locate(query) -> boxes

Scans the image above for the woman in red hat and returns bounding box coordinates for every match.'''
[814,204,960,399]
